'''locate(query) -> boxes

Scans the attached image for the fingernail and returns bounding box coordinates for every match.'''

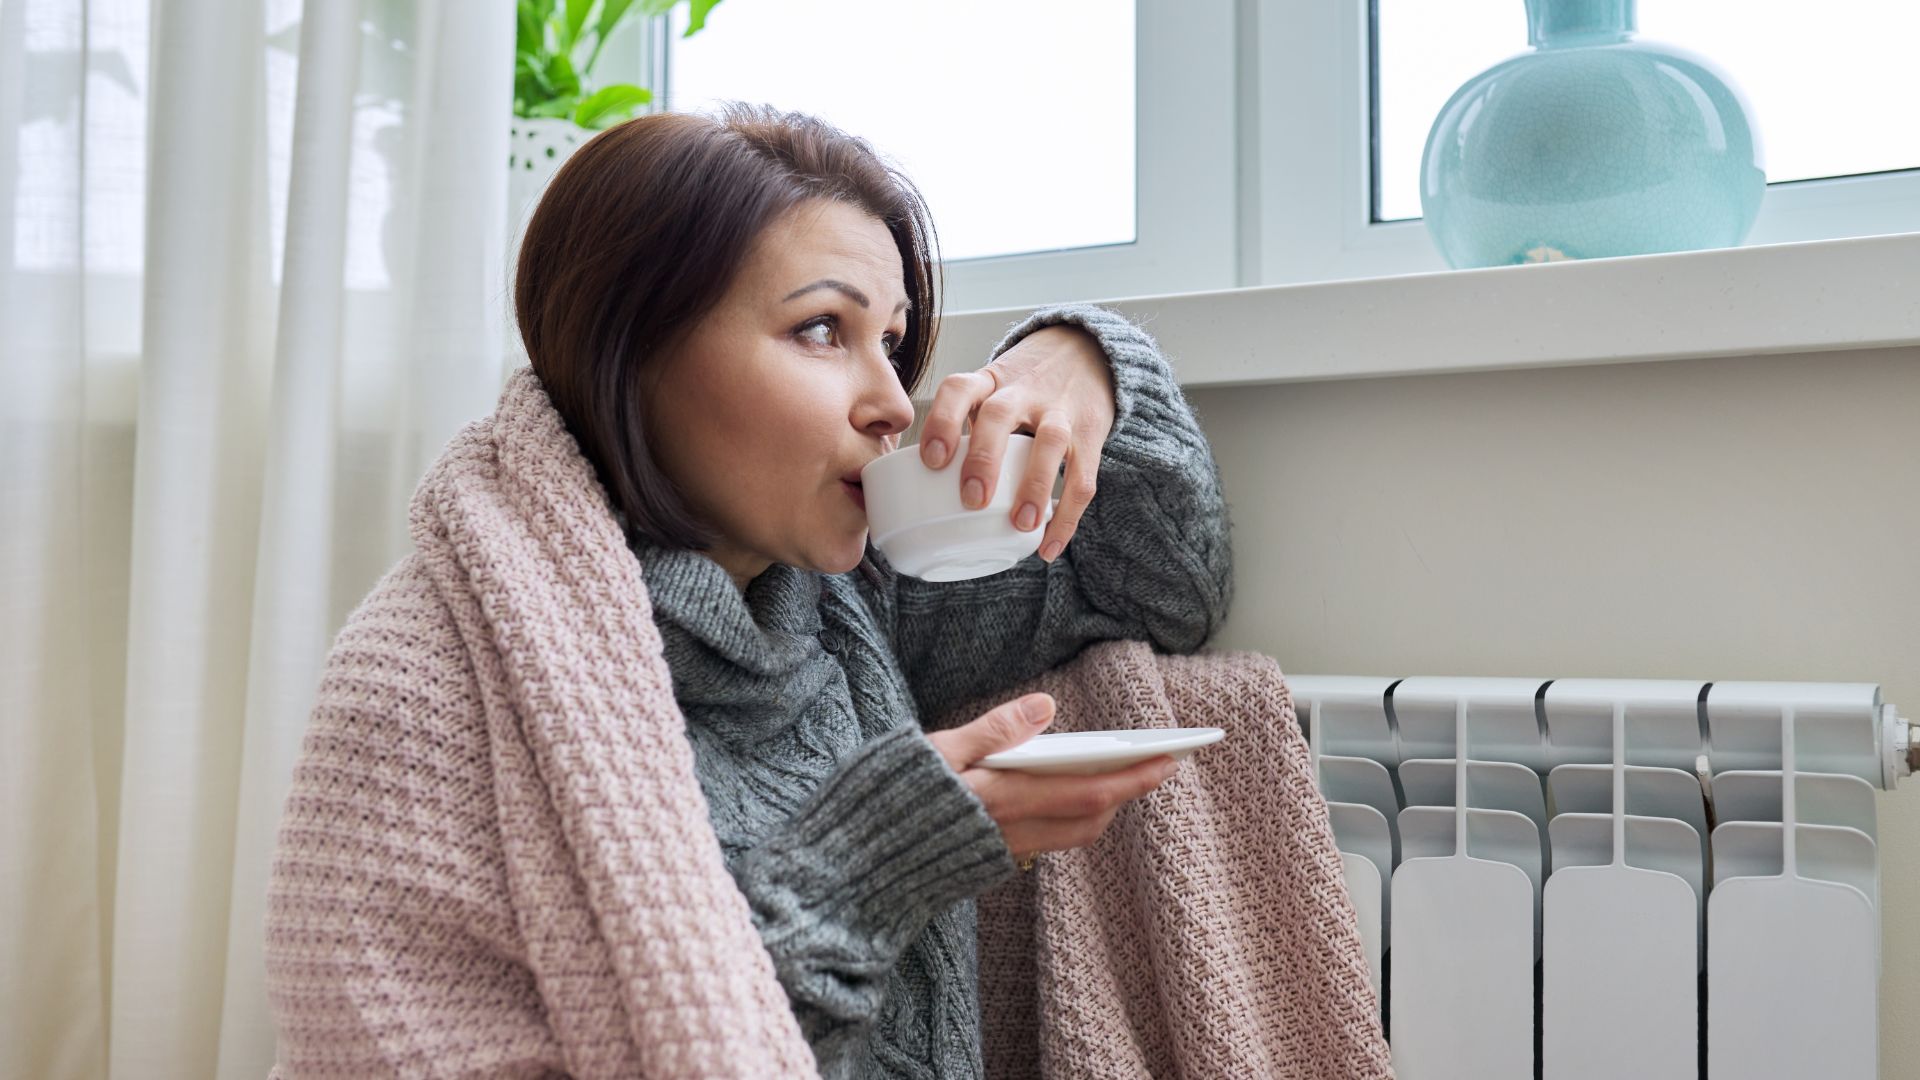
[1041,540,1063,561]
[1022,696,1052,725]
[963,477,985,509]
[1015,503,1039,531]
[924,438,947,467]
[1159,761,1179,780]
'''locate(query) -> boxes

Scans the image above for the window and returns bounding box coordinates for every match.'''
[660,0,1236,311]
[1254,1,1920,286]
[1373,0,1920,223]
[669,0,1135,263]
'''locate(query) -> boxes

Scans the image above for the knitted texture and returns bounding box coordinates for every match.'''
[616,300,1236,1079]
[886,302,1233,724]
[969,640,1395,1080]
[639,542,1014,1080]
[264,304,1369,1078]
[264,367,818,1077]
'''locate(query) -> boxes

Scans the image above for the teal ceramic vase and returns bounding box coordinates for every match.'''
[1419,0,1765,268]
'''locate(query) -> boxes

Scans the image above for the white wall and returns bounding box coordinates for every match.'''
[1186,343,1920,1069]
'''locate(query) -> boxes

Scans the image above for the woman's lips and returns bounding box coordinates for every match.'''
[842,479,865,511]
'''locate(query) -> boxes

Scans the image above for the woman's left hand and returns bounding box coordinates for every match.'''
[917,325,1116,564]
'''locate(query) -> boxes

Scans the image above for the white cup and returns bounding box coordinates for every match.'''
[860,433,1054,581]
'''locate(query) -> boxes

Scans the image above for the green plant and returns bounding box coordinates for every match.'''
[514,0,722,130]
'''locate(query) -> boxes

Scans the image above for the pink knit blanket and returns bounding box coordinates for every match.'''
[265,368,1390,1077]
[268,369,815,1076]
[968,641,1394,1078]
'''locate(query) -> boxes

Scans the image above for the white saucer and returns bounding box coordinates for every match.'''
[978,728,1226,775]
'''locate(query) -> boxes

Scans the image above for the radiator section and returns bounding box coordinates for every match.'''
[1292,675,1910,1080]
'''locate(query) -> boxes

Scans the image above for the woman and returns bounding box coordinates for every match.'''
[266,106,1231,1078]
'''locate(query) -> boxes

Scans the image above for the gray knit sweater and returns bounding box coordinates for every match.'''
[636,304,1233,1079]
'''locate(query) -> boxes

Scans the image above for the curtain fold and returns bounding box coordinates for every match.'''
[210,2,360,1076]
[0,1,515,1076]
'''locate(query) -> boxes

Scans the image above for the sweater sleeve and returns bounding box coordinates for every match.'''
[886,303,1234,726]
[721,722,1015,1060]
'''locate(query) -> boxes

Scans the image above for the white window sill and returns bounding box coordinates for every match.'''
[928,232,1920,393]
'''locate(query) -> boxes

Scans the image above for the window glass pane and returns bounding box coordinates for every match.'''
[667,0,1135,262]
[1374,1,1920,222]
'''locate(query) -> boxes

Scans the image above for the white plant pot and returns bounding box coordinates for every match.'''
[509,116,587,223]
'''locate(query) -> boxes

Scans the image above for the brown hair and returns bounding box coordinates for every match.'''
[514,104,941,551]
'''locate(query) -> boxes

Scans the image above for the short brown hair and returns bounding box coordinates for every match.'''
[514,105,941,551]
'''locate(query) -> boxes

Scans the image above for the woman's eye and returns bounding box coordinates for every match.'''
[797,318,836,348]
[882,332,902,357]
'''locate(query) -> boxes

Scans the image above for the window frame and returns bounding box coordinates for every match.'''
[1254,0,1920,286]
[652,0,1240,314]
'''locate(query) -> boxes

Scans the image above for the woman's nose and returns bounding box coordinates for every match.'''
[857,356,915,437]
[862,388,914,438]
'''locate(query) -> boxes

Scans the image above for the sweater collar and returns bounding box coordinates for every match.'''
[635,541,826,684]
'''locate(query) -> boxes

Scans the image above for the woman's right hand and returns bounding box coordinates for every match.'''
[925,692,1179,863]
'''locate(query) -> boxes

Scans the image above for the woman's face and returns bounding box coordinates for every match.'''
[648,199,917,588]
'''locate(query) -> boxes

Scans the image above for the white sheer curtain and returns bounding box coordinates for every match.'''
[1,1,513,1076]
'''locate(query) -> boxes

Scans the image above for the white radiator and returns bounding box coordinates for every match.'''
[1290,676,1915,1080]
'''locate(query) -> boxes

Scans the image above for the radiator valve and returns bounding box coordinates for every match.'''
[1892,706,1918,785]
